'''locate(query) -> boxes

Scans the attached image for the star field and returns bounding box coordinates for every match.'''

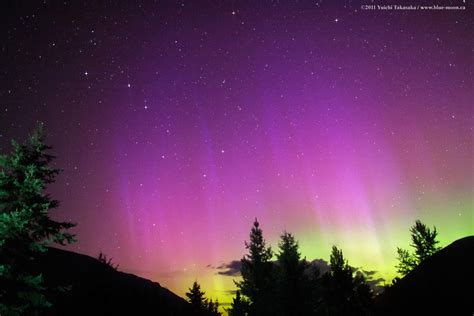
[0,1,472,307]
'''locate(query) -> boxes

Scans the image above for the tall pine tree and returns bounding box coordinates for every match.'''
[275,231,309,316]
[0,124,75,315]
[235,218,274,316]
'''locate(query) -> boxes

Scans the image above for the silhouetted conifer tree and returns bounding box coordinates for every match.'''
[227,291,248,316]
[353,272,373,313]
[319,246,373,315]
[186,281,222,316]
[235,218,275,315]
[275,231,309,316]
[0,124,75,315]
[395,248,415,276]
[207,298,221,316]
[396,220,440,276]
[307,260,323,314]
[213,299,220,315]
[186,281,208,313]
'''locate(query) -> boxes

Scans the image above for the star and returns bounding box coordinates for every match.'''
[231,11,236,15]
[334,18,339,22]
[84,71,88,76]
[144,105,148,109]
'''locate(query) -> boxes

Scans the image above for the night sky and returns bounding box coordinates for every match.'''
[0,0,472,308]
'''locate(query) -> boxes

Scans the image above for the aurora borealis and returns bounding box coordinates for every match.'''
[0,0,472,309]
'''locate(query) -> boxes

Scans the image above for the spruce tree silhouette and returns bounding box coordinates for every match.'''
[0,124,76,315]
[353,272,373,313]
[275,231,309,316]
[227,290,249,316]
[396,220,440,276]
[319,246,373,316]
[320,246,353,315]
[207,298,221,316]
[235,218,275,316]
[186,281,221,316]
[307,258,323,315]
[207,299,215,313]
[186,281,208,314]
[213,299,220,315]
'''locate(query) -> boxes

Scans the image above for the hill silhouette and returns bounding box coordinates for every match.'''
[33,247,192,316]
[375,236,474,315]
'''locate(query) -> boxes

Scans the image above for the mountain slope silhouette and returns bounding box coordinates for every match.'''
[34,247,192,315]
[375,236,474,315]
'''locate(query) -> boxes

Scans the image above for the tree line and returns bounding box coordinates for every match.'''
[188,217,439,316]
[0,125,441,315]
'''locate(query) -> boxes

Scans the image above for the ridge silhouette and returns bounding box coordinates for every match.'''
[375,236,474,315]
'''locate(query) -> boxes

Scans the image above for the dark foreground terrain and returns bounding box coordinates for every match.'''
[35,248,192,315]
[32,236,473,315]
[375,236,474,315]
